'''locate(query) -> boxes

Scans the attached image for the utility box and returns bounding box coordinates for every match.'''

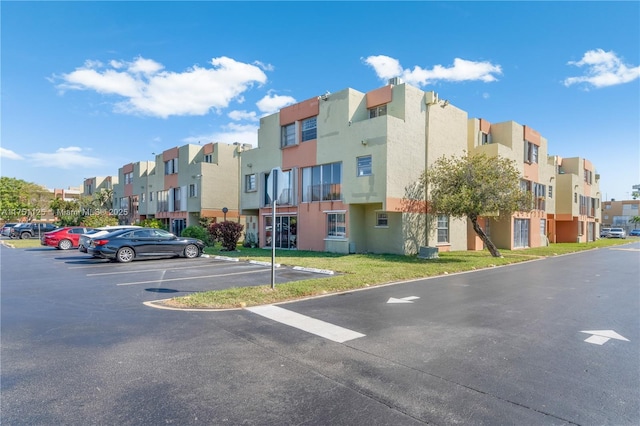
[418,246,439,259]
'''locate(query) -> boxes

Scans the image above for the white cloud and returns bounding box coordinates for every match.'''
[0,147,24,160]
[55,56,268,118]
[564,49,640,89]
[228,110,258,122]
[183,122,259,147]
[27,147,103,169]
[364,55,502,87]
[256,93,296,115]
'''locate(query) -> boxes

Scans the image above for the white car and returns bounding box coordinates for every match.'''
[78,225,141,253]
[607,228,626,239]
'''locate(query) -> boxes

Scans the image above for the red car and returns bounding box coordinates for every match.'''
[41,226,95,250]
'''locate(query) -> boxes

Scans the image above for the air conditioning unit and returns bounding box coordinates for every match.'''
[388,77,403,86]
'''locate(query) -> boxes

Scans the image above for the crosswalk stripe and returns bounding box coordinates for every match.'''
[247,305,365,343]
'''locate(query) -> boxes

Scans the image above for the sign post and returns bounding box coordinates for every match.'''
[266,167,284,289]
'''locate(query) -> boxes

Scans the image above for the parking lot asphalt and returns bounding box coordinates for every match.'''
[2,240,639,425]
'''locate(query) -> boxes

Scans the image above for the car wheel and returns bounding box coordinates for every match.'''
[58,239,73,250]
[184,244,200,259]
[20,232,30,239]
[116,247,135,263]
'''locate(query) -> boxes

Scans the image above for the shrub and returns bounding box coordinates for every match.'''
[209,221,244,251]
[137,218,165,229]
[83,212,118,228]
[182,225,212,246]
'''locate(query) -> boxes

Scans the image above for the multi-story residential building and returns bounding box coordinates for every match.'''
[601,199,640,233]
[53,186,82,202]
[553,156,602,242]
[467,119,557,249]
[240,80,469,255]
[82,176,116,198]
[113,142,247,235]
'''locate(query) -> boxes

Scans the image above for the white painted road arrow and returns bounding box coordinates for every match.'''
[387,296,420,304]
[580,330,629,345]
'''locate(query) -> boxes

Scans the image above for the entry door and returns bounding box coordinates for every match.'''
[265,216,297,249]
[514,219,530,248]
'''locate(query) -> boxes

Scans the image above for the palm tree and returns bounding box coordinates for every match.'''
[94,188,114,210]
[630,216,640,229]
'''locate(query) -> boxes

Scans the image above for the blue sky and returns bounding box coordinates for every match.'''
[1,1,639,201]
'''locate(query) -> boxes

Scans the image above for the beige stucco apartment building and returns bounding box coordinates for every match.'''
[112,142,246,235]
[241,80,602,254]
[241,81,469,255]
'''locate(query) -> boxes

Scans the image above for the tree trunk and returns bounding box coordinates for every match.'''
[469,215,502,257]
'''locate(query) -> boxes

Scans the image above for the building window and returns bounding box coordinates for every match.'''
[437,214,449,244]
[141,193,146,203]
[189,183,198,198]
[124,172,133,184]
[86,184,93,195]
[172,187,181,211]
[301,117,317,142]
[376,212,388,227]
[327,212,346,238]
[204,154,213,163]
[357,155,372,176]
[149,191,154,202]
[302,162,342,202]
[264,170,293,205]
[533,183,546,210]
[481,132,492,145]
[245,174,256,192]
[548,185,553,198]
[574,192,578,203]
[281,123,296,147]
[584,169,593,184]
[524,140,538,164]
[164,158,178,175]
[368,104,387,118]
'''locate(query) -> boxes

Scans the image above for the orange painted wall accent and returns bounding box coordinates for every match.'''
[163,147,179,160]
[556,218,578,242]
[479,119,491,134]
[203,143,214,155]
[123,163,134,174]
[164,173,178,189]
[294,200,348,251]
[467,217,486,250]
[366,85,392,108]
[523,161,539,183]
[523,125,541,145]
[280,98,320,125]
[124,184,133,197]
[386,197,428,213]
[283,140,317,170]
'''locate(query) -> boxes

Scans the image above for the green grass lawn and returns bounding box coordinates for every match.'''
[170,237,633,309]
[4,236,633,309]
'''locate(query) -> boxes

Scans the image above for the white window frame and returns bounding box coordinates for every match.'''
[437,214,449,244]
[327,211,346,238]
[245,174,256,192]
[376,212,388,227]
[368,104,387,118]
[281,123,296,148]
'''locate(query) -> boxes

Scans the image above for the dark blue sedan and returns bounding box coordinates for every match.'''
[629,229,640,237]
[87,227,204,263]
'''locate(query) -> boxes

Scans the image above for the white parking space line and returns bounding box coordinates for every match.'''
[246,305,366,343]
[116,269,268,286]
[68,258,228,270]
[86,262,250,276]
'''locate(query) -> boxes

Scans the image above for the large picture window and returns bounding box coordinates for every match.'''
[369,104,387,118]
[302,162,341,202]
[164,158,178,175]
[524,140,538,164]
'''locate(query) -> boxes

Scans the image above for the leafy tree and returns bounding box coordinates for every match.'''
[421,153,530,257]
[83,212,118,228]
[632,191,639,200]
[50,197,82,226]
[0,177,52,221]
[209,221,244,251]
[630,216,640,229]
